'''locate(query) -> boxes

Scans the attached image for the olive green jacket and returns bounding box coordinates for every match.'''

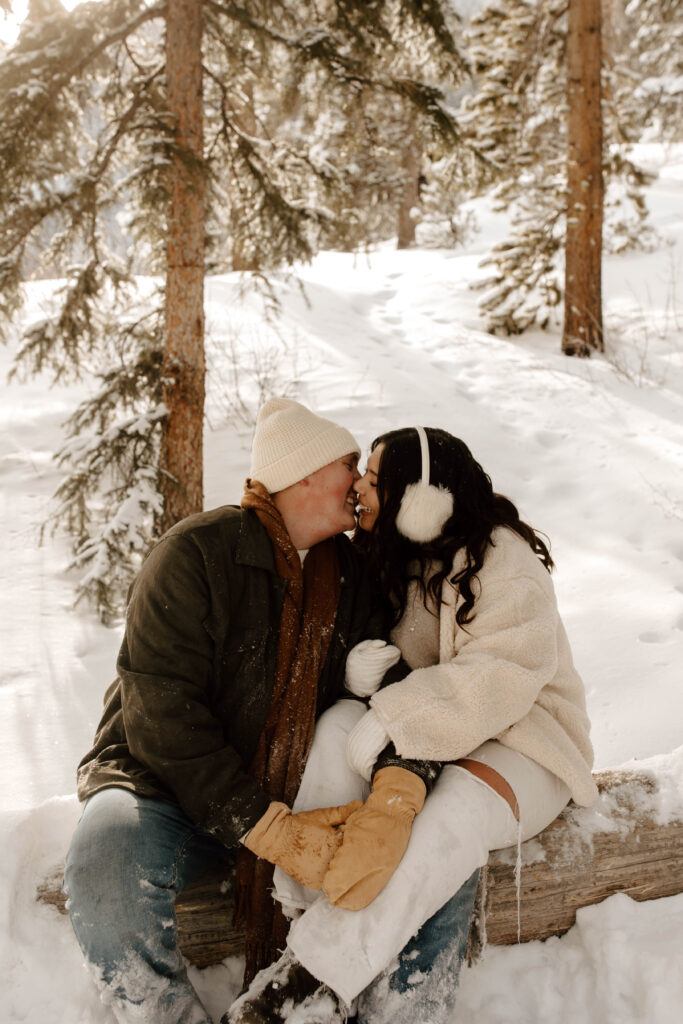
[77,505,382,847]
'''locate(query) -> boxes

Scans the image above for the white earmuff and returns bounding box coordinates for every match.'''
[395,426,454,543]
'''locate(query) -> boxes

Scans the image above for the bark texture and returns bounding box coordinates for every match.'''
[562,0,604,355]
[159,0,206,532]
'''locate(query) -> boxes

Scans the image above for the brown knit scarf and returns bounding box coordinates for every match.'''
[236,479,341,987]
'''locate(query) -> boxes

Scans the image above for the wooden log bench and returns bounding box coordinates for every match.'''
[37,767,683,968]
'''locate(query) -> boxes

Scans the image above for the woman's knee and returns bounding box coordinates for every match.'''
[313,698,366,747]
[292,700,369,812]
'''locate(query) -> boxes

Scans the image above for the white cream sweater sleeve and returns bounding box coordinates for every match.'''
[369,530,598,807]
[371,571,557,760]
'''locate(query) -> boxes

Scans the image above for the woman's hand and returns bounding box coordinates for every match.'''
[345,639,401,697]
[323,766,426,910]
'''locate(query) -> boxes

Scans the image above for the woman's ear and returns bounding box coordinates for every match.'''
[395,480,453,543]
[395,426,453,542]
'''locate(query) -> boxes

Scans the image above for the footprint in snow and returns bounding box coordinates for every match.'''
[638,631,671,644]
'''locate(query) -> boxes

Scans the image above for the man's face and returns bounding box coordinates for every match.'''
[305,453,360,540]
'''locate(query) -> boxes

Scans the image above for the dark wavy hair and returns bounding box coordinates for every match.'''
[355,427,553,628]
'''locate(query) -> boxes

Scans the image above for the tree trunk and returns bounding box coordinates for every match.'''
[159,0,206,533]
[562,0,604,356]
[602,0,627,57]
[231,81,260,272]
[397,124,420,250]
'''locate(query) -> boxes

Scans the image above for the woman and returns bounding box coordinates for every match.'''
[228,426,597,1024]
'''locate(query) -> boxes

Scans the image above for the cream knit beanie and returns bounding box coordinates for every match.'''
[249,397,360,493]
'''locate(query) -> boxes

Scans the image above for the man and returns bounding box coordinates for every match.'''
[64,398,382,1024]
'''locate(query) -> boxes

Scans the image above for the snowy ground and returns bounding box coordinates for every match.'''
[2,144,683,1022]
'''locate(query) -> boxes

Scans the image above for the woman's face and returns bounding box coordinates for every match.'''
[355,443,384,532]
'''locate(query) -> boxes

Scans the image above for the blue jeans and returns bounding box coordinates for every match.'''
[66,788,478,1024]
[64,787,227,1024]
[358,868,480,1024]
[391,867,479,991]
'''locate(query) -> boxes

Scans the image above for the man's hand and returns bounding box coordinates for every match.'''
[322,766,426,910]
[244,800,363,890]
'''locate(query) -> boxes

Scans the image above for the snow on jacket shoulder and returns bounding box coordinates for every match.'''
[370,527,598,807]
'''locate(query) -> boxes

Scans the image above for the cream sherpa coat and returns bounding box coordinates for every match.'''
[371,526,599,807]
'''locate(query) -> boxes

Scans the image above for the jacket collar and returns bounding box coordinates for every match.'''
[234,506,351,586]
[234,507,278,573]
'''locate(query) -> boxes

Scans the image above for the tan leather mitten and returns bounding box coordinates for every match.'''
[322,766,426,910]
[244,800,363,890]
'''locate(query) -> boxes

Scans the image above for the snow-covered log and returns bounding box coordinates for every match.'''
[467,764,683,959]
[37,766,683,968]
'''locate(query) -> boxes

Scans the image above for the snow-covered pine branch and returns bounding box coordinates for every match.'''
[1,0,477,619]
[460,0,682,336]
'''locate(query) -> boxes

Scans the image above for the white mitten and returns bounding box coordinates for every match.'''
[346,709,390,781]
[345,639,401,698]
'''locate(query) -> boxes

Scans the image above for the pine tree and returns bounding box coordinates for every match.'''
[462,0,570,334]
[461,0,678,339]
[0,0,468,620]
[231,2,473,254]
[616,0,683,144]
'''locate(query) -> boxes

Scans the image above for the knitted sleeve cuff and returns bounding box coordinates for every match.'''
[373,744,443,793]
[346,709,391,781]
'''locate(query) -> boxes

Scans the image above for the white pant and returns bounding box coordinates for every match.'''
[276,700,570,1005]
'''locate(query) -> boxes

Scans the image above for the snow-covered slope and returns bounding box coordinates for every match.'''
[2,145,682,1022]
